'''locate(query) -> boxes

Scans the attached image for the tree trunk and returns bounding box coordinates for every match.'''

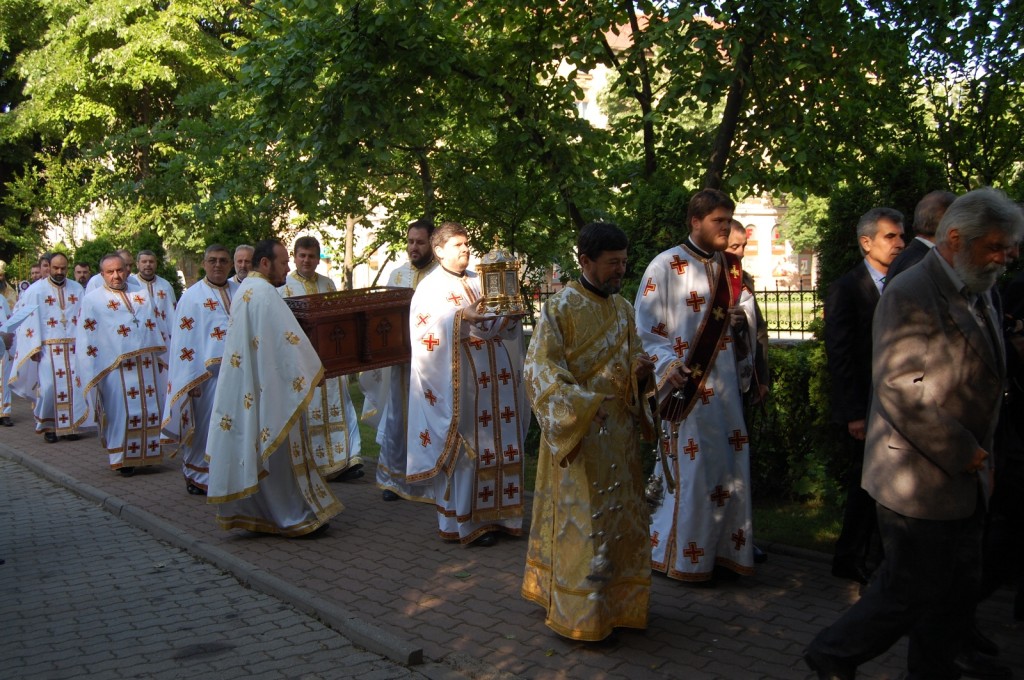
[702,41,755,190]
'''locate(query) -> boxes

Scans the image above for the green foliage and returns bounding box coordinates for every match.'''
[748,340,840,503]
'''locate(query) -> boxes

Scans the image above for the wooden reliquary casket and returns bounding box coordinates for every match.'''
[284,286,413,378]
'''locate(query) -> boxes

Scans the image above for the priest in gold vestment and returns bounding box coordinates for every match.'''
[522,222,654,642]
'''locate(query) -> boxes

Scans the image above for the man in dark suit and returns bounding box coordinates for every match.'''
[806,187,1023,680]
[824,207,904,584]
[886,190,957,283]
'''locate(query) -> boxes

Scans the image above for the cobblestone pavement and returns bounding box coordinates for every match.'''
[0,458,448,680]
[1,397,1021,679]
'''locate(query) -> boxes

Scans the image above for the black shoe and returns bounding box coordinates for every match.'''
[338,464,364,481]
[470,533,497,547]
[0,417,12,427]
[186,481,206,496]
[754,545,768,563]
[804,650,856,680]
[118,467,136,477]
[955,652,1013,680]
[381,490,401,501]
[63,434,79,441]
[44,432,58,443]
[968,623,1000,657]
[831,560,869,585]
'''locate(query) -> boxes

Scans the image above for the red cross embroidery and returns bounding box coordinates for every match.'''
[732,528,747,550]
[124,359,136,370]
[57,391,68,402]
[468,337,486,350]
[24,328,34,338]
[683,541,705,564]
[421,334,439,351]
[478,410,492,427]
[710,485,731,507]
[698,387,714,405]
[504,482,519,499]
[46,318,57,328]
[504,444,519,462]
[145,319,156,331]
[497,368,512,385]
[670,255,688,275]
[210,327,226,341]
[133,295,145,305]
[55,368,66,379]
[157,290,166,300]
[127,442,140,454]
[58,413,69,424]
[68,294,78,304]
[419,430,431,447]
[673,337,689,357]
[480,449,496,464]
[45,295,56,305]
[52,346,63,356]
[180,348,195,362]
[142,357,152,369]
[500,406,515,423]
[181,412,190,427]
[130,415,141,428]
[87,346,98,357]
[683,438,699,460]
[117,325,131,337]
[685,291,706,313]
[719,335,733,350]
[651,531,660,548]
[203,298,219,311]
[148,439,160,452]
[127,387,140,399]
[728,429,749,451]
[83,319,97,331]
[478,372,491,388]
[643,278,657,296]
[145,386,154,397]
[447,292,463,306]
[424,389,437,406]
[478,486,494,503]
[651,322,669,338]
[148,413,158,424]
[416,313,430,326]
[179,316,195,331]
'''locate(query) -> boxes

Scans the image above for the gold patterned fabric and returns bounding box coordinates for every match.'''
[522,282,653,641]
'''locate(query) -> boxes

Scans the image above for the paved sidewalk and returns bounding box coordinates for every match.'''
[1,396,1021,679]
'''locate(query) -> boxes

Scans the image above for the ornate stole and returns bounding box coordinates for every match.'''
[660,251,742,423]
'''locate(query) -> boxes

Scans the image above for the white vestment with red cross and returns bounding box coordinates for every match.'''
[161,277,238,490]
[9,277,92,435]
[406,266,525,543]
[279,272,362,478]
[634,244,755,581]
[76,284,168,469]
[129,273,177,342]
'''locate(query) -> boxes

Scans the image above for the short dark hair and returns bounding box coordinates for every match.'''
[204,244,230,259]
[408,218,434,241]
[913,191,957,237]
[294,235,321,254]
[431,222,468,250]
[48,252,68,267]
[687,188,735,225]
[39,252,55,265]
[99,253,126,270]
[137,249,157,260]
[252,239,282,267]
[856,207,904,242]
[74,262,91,270]
[577,222,628,261]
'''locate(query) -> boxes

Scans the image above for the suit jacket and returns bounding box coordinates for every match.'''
[863,249,1004,520]
[885,237,932,284]
[824,261,880,424]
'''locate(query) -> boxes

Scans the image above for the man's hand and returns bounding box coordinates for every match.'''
[461,298,490,325]
[635,355,654,381]
[728,304,747,331]
[847,419,866,441]
[965,447,989,473]
[666,364,692,389]
[751,384,769,404]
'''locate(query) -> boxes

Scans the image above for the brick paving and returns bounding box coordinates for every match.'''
[1,396,1021,679]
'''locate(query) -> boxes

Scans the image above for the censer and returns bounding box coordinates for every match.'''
[477,236,527,316]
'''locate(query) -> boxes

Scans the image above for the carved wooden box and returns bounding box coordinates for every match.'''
[284,286,413,378]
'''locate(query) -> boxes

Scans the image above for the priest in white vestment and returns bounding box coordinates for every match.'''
[634,189,756,582]
[232,244,253,284]
[9,253,91,441]
[279,235,362,481]
[161,245,238,495]
[86,248,135,294]
[206,238,342,537]
[77,253,168,475]
[406,222,526,546]
[522,222,655,641]
[359,220,437,502]
[0,290,14,427]
[130,249,177,340]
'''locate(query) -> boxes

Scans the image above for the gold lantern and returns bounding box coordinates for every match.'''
[478,236,526,316]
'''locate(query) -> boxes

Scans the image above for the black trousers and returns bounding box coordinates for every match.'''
[810,499,984,679]
[833,434,882,572]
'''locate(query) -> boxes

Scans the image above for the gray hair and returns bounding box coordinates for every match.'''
[936,187,1024,246]
[234,244,254,256]
[856,207,903,254]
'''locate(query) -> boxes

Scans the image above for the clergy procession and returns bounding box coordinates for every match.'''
[2,186,1021,680]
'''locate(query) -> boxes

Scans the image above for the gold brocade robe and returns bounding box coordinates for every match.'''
[522,282,653,641]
